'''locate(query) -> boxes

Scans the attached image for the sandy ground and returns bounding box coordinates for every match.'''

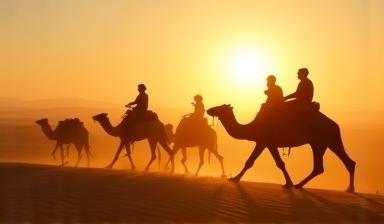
[0,163,383,223]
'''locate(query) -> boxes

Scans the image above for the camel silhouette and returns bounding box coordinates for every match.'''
[164,120,225,176]
[206,104,356,192]
[92,113,174,171]
[36,118,91,167]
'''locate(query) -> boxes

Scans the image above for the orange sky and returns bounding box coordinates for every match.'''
[1,0,383,114]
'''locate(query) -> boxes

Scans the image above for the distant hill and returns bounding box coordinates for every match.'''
[0,97,383,125]
[0,97,119,109]
[0,97,187,125]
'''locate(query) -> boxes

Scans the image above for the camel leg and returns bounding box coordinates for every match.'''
[181,148,190,174]
[295,144,326,188]
[157,146,161,170]
[144,139,158,172]
[329,143,356,192]
[124,143,136,170]
[51,142,59,160]
[74,144,83,167]
[209,147,226,177]
[268,146,293,187]
[66,144,70,158]
[60,144,66,166]
[158,138,175,172]
[195,147,205,176]
[106,141,124,169]
[165,145,179,171]
[84,143,91,168]
[229,144,265,183]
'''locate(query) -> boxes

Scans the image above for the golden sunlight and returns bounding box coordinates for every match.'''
[227,49,272,89]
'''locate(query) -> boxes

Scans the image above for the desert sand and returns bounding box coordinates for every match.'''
[0,163,383,223]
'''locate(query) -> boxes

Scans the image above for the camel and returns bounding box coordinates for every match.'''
[164,118,225,176]
[36,118,91,167]
[92,112,174,171]
[206,104,356,192]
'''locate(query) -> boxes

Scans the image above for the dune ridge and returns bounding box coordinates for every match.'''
[0,163,383,222]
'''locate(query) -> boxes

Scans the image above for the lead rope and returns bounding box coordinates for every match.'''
[281,147,292,158]
[211,116,220,127]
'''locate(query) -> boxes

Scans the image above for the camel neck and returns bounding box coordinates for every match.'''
[218,111,256,141]
[40,123,57,140]
[97,118,121,137]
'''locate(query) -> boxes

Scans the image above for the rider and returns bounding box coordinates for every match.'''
[284,68,314,105]
[191,94,205,118]
[264,75,284,107]
[126,84,148,113]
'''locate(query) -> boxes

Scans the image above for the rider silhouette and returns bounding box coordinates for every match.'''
[191,94,205,118]
[284,68,314,105]
[264,75,284,107]
[126,84,148,113]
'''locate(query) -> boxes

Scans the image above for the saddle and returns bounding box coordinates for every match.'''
[254,101,321,129]
[122,110,158,127]
[58,118,84,129]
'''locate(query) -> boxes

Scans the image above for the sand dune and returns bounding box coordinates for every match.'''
[0,163,383,222]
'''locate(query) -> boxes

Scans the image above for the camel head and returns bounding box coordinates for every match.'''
[36,118,49,126]
[207,104,233,118]
[92,113,108,122]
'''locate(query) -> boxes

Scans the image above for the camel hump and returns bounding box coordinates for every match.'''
[58,118,84,130]
[146,110,158,120]
[121,110,159,128]
[176,115,211,139]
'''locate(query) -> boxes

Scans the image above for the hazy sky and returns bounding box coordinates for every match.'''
[1,0,383,113]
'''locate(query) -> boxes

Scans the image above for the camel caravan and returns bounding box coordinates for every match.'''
[36,68,356,192]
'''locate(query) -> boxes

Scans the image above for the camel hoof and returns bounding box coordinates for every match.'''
[131,166,136,170]
[221,174,227,178]
[105,165,113,169]
[282,183,294,188]
[346,187,355,193]
[294,184,303,189]
[228,177,240,183]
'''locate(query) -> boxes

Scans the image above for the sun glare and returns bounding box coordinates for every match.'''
[228,50,272,88]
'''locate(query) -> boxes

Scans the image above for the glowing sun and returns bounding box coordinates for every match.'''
[229,50,271,88]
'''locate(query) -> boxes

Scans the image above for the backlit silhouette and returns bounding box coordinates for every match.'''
[164,95,225,176]
[126,84,149,113]
[264,75,284,107]
[164,122,225,176]
[92,111,174,171]
[36,118,91,166]
[284,68,314,106]
[207,103,356,192]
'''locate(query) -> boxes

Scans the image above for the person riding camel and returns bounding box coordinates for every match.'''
[284,68,314,106]
[126,84,148,113]
[123,84,151,124]
[264,75,284,107]
[191,94,205,118]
